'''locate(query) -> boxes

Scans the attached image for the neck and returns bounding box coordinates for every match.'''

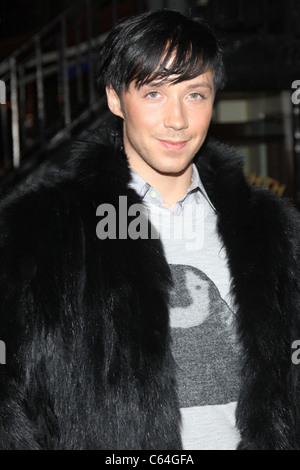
[154,169,193,209]
[129,158,193,209]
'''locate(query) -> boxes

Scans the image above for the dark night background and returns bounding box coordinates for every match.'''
[0,0,299,206]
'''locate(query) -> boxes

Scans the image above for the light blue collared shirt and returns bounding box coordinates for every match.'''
[128,163,216,214]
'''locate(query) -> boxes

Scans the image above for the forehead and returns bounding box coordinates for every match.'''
[133,69,214,91]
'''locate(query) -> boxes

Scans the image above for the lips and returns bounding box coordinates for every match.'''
[158,139,188,151]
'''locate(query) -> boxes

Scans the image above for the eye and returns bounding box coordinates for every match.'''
[188,92,203,100]
[146,91,161,99]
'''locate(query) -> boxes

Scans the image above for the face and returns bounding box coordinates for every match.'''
[106,70,214,180]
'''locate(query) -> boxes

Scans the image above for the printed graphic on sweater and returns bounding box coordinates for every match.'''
[169,264,241,408]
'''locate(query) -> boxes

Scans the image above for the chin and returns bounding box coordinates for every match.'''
[155,164,190,176]
[156,158,193,175]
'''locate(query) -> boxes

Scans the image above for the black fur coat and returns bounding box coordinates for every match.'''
[0,118,300,450]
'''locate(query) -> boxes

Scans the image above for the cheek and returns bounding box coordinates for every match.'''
[191,108,212,132]
[130,103,161,129]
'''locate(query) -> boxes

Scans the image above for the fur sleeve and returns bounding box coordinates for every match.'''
[0,182,85,449]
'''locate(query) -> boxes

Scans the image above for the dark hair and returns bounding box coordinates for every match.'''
[97,9,225,96]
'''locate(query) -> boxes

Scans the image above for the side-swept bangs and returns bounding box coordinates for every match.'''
[98,10,225,95]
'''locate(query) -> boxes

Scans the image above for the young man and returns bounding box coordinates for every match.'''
[0,10,300,450]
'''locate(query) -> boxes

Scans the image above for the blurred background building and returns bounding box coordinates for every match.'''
[0,0,299,208]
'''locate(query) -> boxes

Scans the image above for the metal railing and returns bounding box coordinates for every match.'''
[0,0,144,182]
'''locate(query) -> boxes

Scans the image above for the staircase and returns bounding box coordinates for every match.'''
[0,0,145,194]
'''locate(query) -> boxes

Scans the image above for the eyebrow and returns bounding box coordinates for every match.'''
[184,82,213,90]
[143,80,213,90]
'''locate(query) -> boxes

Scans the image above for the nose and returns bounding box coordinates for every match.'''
[163,97,188,130]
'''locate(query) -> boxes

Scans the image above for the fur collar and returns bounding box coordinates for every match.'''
[68,116,250,206]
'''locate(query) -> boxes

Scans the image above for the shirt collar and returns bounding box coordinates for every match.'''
[129,163,216,211]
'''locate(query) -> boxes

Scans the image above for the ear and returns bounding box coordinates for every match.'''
[106,85,124,119]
